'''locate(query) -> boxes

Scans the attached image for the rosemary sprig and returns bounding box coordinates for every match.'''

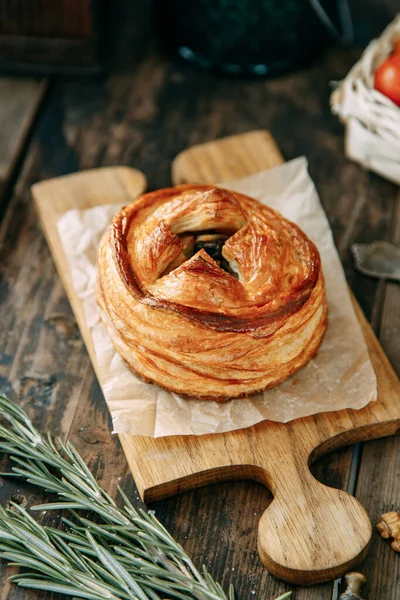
[0,394,292,600]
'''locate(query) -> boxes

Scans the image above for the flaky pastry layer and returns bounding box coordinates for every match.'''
[96,185,327,400]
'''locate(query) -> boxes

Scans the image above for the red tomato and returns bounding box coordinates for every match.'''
[374,54,400,106]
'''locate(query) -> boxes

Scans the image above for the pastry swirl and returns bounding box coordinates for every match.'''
[97,185,327,401]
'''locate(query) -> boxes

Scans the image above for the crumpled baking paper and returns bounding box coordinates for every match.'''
[331,14,400,185]
[57,157,377,437]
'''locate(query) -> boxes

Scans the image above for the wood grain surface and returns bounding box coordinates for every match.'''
[0,78,46,206]
[0,0,399,598]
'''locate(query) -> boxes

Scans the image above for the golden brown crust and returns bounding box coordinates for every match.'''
[97,185,327,400]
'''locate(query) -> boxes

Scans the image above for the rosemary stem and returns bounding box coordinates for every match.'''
[0,394,291,600]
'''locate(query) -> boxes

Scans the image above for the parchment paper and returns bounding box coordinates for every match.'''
[57,157,377,437]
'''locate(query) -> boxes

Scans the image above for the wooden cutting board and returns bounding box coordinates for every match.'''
[32,130,400,586]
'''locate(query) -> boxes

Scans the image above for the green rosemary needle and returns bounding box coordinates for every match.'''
[0,394,291,600]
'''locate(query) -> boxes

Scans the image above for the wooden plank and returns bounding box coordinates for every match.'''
[0,139,104,600]
[378,192,400,375]
[0,154,92,441]
[0,34,172,599]
[0,38,101,75]
[352,190,400,599]
[354,434,400,599]
[0,78,46,202]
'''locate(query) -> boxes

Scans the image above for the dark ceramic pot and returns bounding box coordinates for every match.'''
[156,0,341,76]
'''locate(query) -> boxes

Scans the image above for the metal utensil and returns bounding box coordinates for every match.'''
[351,241,400,281]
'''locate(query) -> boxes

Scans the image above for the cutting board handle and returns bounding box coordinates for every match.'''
[256,449,371,584]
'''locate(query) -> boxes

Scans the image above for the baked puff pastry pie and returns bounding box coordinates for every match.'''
[97,185,327,401]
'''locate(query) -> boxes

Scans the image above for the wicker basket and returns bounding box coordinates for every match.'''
[331,15,400,185]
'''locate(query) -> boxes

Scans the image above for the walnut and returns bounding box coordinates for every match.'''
[376,511,400,551]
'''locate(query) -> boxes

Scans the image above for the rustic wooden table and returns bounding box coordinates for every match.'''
[0,1,399,599]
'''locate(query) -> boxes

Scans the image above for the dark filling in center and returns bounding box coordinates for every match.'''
[192,232,236,277]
